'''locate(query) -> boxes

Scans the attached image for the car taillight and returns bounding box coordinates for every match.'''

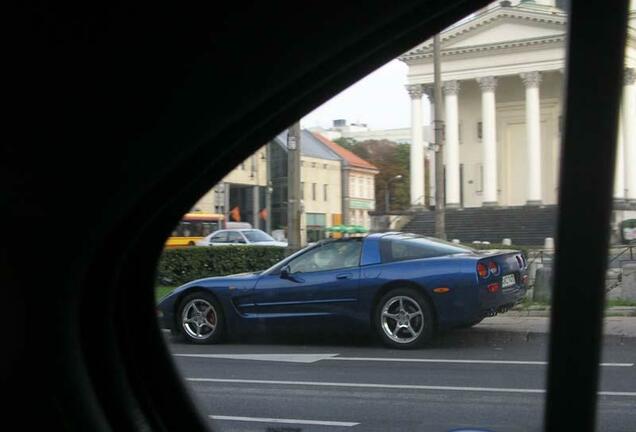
[487,283,500,293]
[477,263,489,278]
[488,261,499,276]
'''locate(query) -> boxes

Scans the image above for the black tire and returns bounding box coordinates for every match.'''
[177,292,225,344]
[374,287,434,349]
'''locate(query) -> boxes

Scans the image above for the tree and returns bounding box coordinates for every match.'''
[333,137,357,151]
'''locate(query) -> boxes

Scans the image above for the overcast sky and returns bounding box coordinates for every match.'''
[301,59,430,131]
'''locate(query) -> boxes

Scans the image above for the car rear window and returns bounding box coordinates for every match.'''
[381,235,472,262]
[243,230,275,242]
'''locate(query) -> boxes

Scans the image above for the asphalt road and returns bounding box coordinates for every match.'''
[165,331,636,432]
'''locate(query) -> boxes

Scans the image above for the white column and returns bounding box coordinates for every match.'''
[477,76,499,206]
[521,71,543,205]
[444,80,461,208]
[424,85,436,207]
[624,68,636,202]
[614,119,625,201]
[408,84,425,207]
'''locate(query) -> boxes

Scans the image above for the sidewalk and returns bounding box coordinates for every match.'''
[442,313,636,347]
[509,306,636,318]
[476,315,636,338]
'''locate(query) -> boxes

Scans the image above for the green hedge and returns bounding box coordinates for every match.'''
[156,246,286,286]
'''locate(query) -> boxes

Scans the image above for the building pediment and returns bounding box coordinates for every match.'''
[401,5,566,62]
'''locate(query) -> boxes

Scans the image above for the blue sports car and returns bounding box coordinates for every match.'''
[156,232,528,348]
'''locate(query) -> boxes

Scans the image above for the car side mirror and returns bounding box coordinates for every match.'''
[280,265,291,279]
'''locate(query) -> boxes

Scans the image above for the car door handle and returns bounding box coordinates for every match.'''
[336,273,353,280]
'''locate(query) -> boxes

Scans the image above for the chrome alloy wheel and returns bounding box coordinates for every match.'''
[181,299,217,340]
[380,296,424,344]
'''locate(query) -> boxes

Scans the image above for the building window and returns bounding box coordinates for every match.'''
[323,184,328,201]
[301,182,304,199]
[312,183,316,201]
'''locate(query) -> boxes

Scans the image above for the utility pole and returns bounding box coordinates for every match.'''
[433,34,446,239]
[287,122,302,251]
[265,143,272,234]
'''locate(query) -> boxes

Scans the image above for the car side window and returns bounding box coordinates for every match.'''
[227,231,244,243]
[288,241,362,273]
[210,232,228,243]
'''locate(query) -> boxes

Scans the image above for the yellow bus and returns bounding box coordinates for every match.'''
[165,212,226,248]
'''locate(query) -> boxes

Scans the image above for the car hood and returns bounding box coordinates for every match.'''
[184,271,262,286]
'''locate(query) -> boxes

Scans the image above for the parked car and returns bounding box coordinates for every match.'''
[195,228,288,247]
[158,232,528,348]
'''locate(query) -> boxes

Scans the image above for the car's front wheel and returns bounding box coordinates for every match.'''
[178,292,224,344]
[375,288,434,349]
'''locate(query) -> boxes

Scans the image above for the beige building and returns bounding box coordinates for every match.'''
[313,133,379,227]
[193,145,270,230]
[299,154,343,242]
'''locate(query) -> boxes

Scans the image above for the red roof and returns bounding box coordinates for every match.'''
[312,133,379,172]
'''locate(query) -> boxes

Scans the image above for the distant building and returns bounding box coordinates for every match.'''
[310,119,431,145]
[194,129,378,243]
[269,130,343,243]
[193,146,270,230]
[313,133,380,227]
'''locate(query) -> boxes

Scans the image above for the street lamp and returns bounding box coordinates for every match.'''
[384,174,403,213]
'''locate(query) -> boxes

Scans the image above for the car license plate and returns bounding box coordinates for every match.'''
[502,274,516,288]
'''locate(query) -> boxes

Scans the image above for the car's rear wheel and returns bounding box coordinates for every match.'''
[178,292,224,344]
[375,288,434,349]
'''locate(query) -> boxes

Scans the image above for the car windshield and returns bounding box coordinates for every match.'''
[242,230,275,242]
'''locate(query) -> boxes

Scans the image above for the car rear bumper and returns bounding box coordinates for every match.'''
[478,283,527,318]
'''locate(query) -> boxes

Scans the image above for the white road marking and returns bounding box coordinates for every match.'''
[327,357,634,367]
[188,377,636,397]
[173,353,633,367]
[173,353,339,363]
[209,415,358,427]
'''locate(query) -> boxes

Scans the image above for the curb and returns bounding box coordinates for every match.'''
[509,306,636,317]
[436,328,635,348]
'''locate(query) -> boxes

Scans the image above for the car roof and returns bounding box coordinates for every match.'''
[215,228,264,233]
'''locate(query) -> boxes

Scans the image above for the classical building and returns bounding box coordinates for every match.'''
[401,0,635,209]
